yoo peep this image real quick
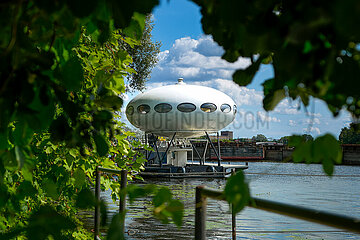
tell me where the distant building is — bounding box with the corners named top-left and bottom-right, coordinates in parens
top-left (208, 131), bottom-right (234, 140)
top-left (219, 131), bottom-right (233, 140)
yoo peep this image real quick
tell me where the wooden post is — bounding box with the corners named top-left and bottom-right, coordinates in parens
top-left (145, 133), bottom-right (148, 166)
top-left (195, 186), bottom-right (206, 240)
top-left (119, 170), bottom-right (127, 235)
top-left (119, 170), bottom-right (127, 212)
top-left (231, 168), bottom-right (236, 239)
top-left (232, 206), bottom-right (236, 240)
top-left (94, 166), bottom-right (101, 240)
top-left (217, 132), bottom-right (221, 167)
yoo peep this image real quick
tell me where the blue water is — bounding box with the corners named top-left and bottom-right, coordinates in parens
top-left (102, 162), bottom-right (360, 239)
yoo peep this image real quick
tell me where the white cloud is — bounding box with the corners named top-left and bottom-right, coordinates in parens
top-left (274, 98), bottom-right (300, 115)
top-left (194, 35), bottom-right (224, 56)
top-left (307, 112), bottom-right (322, 117)
top-left (257, 111), bottom-right (281, 123)
top-left (303, 127), bottom-right (321, 135)
top-left (289, 120), bottom-right (296, 126)
top-left (151, 36), bottom-right (251, 83)
top-left (171, 67), bottom-right (201, 77)
top-left (302, 118), bottom-right (321, 125)
top-left (212, 79), bottom-right (263, 107)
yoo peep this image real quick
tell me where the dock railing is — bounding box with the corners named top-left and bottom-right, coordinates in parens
top-left (195, 185), bottom-right (360, 240)
top-left (94, 166), bottom-right (360, 240)
top-left (94, 166), bottom-right (127, 240)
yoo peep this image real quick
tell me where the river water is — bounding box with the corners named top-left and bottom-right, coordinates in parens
top-left (101, 162), bottom-right (360, 239)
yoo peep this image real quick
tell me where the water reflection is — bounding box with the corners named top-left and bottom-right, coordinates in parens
top-left (100, 162), bottom-right (360, 239)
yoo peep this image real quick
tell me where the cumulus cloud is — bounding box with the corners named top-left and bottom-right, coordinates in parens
top-left (189, 78), bottom-right (263, 107)
top-left (302, 118), bottom-right (321, 125)
top-left (307, 112), bottom-right (322, 117)
top-left (289, 120), bottom-right (296, 126)
top-left (257, 111), bottom-right (281, 123)
top-left (274, 98), bottom-right (300, 115)
top-left (303, 127), bottom-right (321, 135)
top-left (194, 36), bottom-right (224, 56)
top-left (151, 36), bottom-right (251, 83)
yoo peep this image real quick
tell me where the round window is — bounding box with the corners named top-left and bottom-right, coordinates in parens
top-left (154, 103), bottom-right (172, 113)
top-left (233, 105), bottom-right (237, 114)
top-left (137, 104), bottom-right (150, 114)
top-left (177, 103), bottom-right (196, 112)
top-left (200, 103), bottom-right (217, 113)
top-left (126, 105), bottom-right (134, 115)
top-left (220, 104), bottom-right (231, 113)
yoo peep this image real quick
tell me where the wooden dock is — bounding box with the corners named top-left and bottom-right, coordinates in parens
top-left (140, 163), bottom-right (248, 179)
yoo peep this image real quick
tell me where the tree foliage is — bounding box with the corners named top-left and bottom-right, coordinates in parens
top-left (120, 14), bottom-right (162, 92)
top-left (190, 0), bottom-right (354, 173)
top-left (339, 123), bottom-right (360, 144)
top-left (0, 0), bottom-right (160, 238)
top-left (1, 0), bottom-right (358, 238)
top-left (252, 134), bottom-right (268, 142)
top-left (193, 0), bottom-right (360, 118)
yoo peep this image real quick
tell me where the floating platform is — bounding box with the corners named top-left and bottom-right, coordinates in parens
top-left (139, 163), bottom-right (248, 179)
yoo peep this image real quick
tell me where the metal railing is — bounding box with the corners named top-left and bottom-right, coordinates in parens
top-left (94, 166), bottom-right (360, 240)
top-left (195, 185), bottom-right (360, 240)
top-left (94, 166), bottom-right (127, 240)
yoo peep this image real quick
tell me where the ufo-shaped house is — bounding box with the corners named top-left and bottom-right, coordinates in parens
top-left (125, 78), bottom-right (246, 177)
top-left (126, 78), bottom-right (237, 138)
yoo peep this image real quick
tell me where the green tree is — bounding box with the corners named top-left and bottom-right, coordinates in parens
top-left (0, 1), bottom-right (160, 239)
top-left (193, 0), bottom-right (360, 118)
top-left (339, 123), bottom-right (360, 144)
top-left (302, 134), bottom-right (314, 142)
top-left (278, 136), bottom-right (290, 144)
top-left (120, 14), bottom-right (162, 91)
top-left (191, 0), bottom-right (349, 173)
top-left (252, 134), bottom-right (268, 142)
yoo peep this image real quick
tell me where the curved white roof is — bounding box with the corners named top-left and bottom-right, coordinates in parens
top-left (126, 79), bottom-right (236, 138)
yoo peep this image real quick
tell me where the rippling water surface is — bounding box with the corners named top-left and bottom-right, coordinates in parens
top-left (100, 162), bottom-right (360, 239)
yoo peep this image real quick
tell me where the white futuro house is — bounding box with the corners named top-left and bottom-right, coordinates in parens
top-left (126, 78), bottom-right (237, 138)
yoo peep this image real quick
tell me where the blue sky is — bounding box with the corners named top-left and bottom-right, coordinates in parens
top-left (123, 0), bottom-right (352, 140)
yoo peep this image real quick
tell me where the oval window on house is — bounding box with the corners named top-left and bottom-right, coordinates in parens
top-left (126, 105), bottom-right (134, 115)
top-left (220, 104), bottom-right (231, 113)
top-left (233, 105), bottom-right (237, 114)
top-left (200, 103), bottom-right (217, 113)
top-left (154, 103), bottom-right (172, 113)
top-left (137, 104), bottom-right (150, 114)
top-left (177, 103), bottom-right (196, 112)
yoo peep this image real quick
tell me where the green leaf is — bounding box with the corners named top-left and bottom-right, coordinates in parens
top-left (168, 199), bottom-right (184, 227)
top-left (288, 135), bottom-right (304, 147)
top-left (303, 41), bottom-right (313, 53)
top-left (0, 132), bottom-right (10, 149)
top-left (42, 179), bottom-right (59, 199)
top-left (15, 146), bottom-right (26, 169)
top-left (107, 213), bottom-right (125, 240)
top-left (76, 187), bottom-right (96, 209)
top-left (263, 89), bottom-right (286, 111)
top-left (290, 133), bottom-right (341, 176)
top-left (69, 149), bottom-right (77, 158)
top-left (93, 133), bottom-right (109, 157)
top-left (2, 150), bottom-right (17, 171)
top-left (12, 121), bottom-right (34, 146)
top-left (26, 205), bottom-right (76, 240)
top-left (313, 134), bottom-right (342, 175)
top-left (66, 0), bottom-right (98, 18)
top-left (73, 168), bottom-right (86, 188)
top-left (233, 56), bottom-right (263, 86)
top-left (61, 56), bottom-right (84, 91)
top-left (126, 184), bottom-right (155, 203)
top-left (153, 187), bottom-right (172, 207)
top-left (22, 162), bottom-right (33, 182)
top-left (224, 171), bottom-right (250, 214)
top-left (100, 199), bottom-right (108, 226)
